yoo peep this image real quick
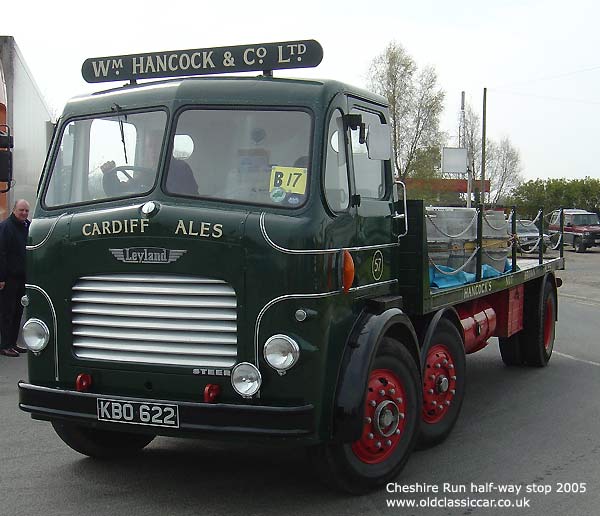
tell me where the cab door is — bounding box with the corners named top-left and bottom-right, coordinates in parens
top-left (346, 100), bottom-right (396, 288)
top-left (321, 98), bottom-right (358, 251)
top-left (563, 213), bottom-right (574, 246)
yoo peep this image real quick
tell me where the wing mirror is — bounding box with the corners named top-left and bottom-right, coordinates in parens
top-left (0, 126), bottom-right (14, 186)
top-left (366, 123), bottom-right (392, 160)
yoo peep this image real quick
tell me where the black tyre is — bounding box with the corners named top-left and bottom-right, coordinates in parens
top-left (521, 279), bottom-right (557, 367)
top-left (308, 338), bottom-right (420, 494)
top-left (499, 333), bottom-right (525, 366)
top-left (418, 319), bottom-right (466, 447)
top-left (574, 237), bottom-right (586, 253)
top-left (52, 421), bottom-right (155, 458)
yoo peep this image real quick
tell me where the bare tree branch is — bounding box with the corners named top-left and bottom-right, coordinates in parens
top-left (368, 42), bottom-right (444, 179)
top-left (463, 103), bottom-right (521, 204)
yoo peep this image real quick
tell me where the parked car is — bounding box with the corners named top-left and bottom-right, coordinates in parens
top-left (548, 209), bottom-right (600, 253)
top-left (515, 219), bottom-right (550, 252)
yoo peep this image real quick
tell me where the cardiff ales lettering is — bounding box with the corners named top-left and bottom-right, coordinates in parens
top-left (82, 218), bottom-right (149, 236)
top-left (81, 218), bottom-right (224, 239)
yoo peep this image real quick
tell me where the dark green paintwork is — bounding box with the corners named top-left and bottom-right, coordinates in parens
top-left (25, 75), bottom-right (563, 444)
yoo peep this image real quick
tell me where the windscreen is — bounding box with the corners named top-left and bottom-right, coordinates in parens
top-left (44, 110), bottom-right (167, 207)
top-left (572, 213), bottom-right (600, 225)
top-left (168, 109), bottom-right (311, 207)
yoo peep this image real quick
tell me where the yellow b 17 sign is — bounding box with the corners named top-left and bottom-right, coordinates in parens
top-left (269, 166), bottom-right (307, 194)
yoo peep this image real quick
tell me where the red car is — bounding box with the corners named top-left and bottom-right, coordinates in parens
top-left (549, 209), bottom-right (600, 253)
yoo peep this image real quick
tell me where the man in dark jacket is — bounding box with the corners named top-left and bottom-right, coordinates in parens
top-left (0, 199), bottom-right (30, 357)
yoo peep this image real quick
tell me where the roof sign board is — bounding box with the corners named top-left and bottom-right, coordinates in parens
top-left (442, 147), bottom-right (468, 174)
top-left (81, 40), bottom-right (323, 83)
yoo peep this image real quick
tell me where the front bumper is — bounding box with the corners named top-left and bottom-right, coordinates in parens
top-left (19, 381), bottom-right (315, 438)
top-left (582, 235), bottom-right (600, 246)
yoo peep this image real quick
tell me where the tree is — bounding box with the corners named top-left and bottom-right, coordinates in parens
top-left (508, 177), bottom-right (600, 218)
top-left (487, 137), bottom-right (522, 204)
top-left (462, 104), bottom-right (482, 183)
top-left (462, 102), bottom-right (521, 205)
top-left (368, 42), bottom-right (445, 180)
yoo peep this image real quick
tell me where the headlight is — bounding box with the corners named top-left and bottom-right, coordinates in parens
top-left (263, 334), bottom-right (300, 372)
top-left (584, 232), bottom-right (591, 236)
top-left (231, 362), bottom-right (262, 398)
top-left (22, 318), bottom-right (50, 353)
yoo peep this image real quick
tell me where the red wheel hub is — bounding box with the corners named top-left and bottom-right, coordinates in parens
top-left (351, 369), bottom-right (407, 464)
top-left (422, 345), bottom-right (457, 424)
top-left (543, 298), bottom-right (554, 350)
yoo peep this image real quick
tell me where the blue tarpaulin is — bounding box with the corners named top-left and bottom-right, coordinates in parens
top-left (429, 260), bottom-right (516, 289)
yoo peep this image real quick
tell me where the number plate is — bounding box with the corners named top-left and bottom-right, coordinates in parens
top-left (97, 398), bottom-right (179, 428)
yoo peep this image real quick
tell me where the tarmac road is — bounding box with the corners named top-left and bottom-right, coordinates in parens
top-left (1, 249), bottom-right (599, 516)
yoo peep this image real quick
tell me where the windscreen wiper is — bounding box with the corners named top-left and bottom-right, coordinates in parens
top-left (112, 103), bottom-right (129, 164)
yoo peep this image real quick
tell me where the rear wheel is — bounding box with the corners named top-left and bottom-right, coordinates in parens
top-left (418, 319), bottom-right (466, 447)
top-left (52, 421), bottom-right (155, 458)
top-left (522, 279), bottom-right (556, 366)
top-left (499, 333), bottom-right (525, 366)
top-left (308, 339), bottom-right (420, 494)
top-left (498, 279), bottom-right (556, 367)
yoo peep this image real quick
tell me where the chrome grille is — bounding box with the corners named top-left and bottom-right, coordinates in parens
top-left (72, 274), bottom-right (237, 367)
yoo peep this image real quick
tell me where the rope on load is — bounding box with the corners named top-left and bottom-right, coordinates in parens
top-left (425, 211), bottom-right (478, 239)
top-left (482, 211), bottom-right (509, 232)
top-left (428, 246), bottom-right (480, 276)
top-left (519, 210), bottom-right (542, 226)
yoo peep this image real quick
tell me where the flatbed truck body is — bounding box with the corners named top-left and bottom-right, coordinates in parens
top-left (11, 40), bottom-right (563, 493)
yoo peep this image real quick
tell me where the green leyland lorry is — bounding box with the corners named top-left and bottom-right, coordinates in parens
top-left (10, 40), bottom-right (564, 493)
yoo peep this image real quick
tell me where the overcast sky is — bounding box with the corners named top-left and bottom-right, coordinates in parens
top-left (2, 0), bottom-right (599, 180)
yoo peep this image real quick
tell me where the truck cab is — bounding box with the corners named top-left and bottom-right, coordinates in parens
top-left (28, 70), bottom-right (398, 395)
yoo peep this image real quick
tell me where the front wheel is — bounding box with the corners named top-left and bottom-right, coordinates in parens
top-left (52, 421), bottom-right (155, 458)
top-left (308, 339), bottom-right (420, 494)
top-left (574, 237), bottom-right (586, 253)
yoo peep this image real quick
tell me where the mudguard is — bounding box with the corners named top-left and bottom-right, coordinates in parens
top-left (543, 272), bottom-right (559, 321)
top-left (524, 272), bottom-right (558, 322)
top-left (332, 307), bottom-right (419, 442)
top-left (419, 307), bottom-right (462, 369)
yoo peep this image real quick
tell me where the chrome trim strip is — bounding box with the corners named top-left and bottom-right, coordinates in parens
top-left (259, 212), bottom-right (400, 255)
top-left (352, 279), bottom-right (398, 292)
top-left (394, 180), bottom-right (409, 238)
top-left (25, 284), bottom-right (59, 381)
top-left (253, 279), bottom-right (398, 366)
top-left (26, 213), bottom-right (68, 251)
top-left (254, 289), bottom-right (341, 366)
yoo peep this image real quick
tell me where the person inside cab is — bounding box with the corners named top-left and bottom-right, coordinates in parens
top-left (101, 131), bottom-right (198, 197)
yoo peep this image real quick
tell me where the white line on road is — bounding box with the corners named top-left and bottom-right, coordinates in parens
top-left (554, 351), bottom-right (600, 368)
top-left (559, 292), bottom-right (600, 307)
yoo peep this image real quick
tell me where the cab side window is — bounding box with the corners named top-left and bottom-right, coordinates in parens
top-left (350, 109), bottom-right (386, 200)
top-left (324, 110), bottom-right (349, 212)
